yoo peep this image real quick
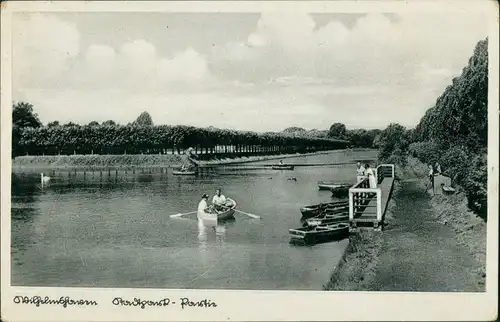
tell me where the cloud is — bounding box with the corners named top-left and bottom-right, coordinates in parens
top-left (12, 13), bottom-right (80, 88)
top-left (13, 14), bottom-right (212, 92)
top-left (209, 12), bottom-right (487, 87)
top-left (67, 40), bottom-right (211, 91)
top-left (11, 12), bottom-right (489, 131)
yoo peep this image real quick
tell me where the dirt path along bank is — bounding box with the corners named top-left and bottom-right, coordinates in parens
top-left (370, 179), bottom-right (484, 292)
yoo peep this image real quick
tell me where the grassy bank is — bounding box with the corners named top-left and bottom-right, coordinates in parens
top-left (12, 154), bottom-right (185, 168)
top-left (325, 156), bottom-right (486, 291)
top-left (12, 148), bottom-right (374, 169)
top-left (323, 183), bottom-right (398, 291)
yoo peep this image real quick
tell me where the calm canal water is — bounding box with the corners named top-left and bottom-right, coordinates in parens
top-left (11, 150), bottom-right (377, 290)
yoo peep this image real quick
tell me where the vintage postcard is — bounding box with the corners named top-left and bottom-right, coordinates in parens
top-left (1, 1), bottom-right (498, 321)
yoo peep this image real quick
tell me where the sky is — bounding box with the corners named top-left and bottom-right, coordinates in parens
top-left (12, 11), bottom-right (489, 132)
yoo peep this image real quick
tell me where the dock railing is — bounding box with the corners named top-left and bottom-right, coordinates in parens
top-left (348, 164), bottom-right (395, 231)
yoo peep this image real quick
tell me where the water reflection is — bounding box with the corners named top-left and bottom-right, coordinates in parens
top-left (197, 219), bottom-right (209, 246)
top-left (215, 224), bottom-right (227, 245)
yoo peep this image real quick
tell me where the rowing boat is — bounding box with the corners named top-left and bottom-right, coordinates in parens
top-left (317, 181), bottom-right (351, 191)
top-left (289, 222), bottom-right (349, 245)
top-left (299, 201), bottom-right (349, 218)
top-left (271, 165), bottom-right (295, 170)
top-left (197, 198), bottom-right (237, 225)
top-left (217, 198), bottom-right (237, 221)
top-left (331, 185), bottom-right (350, 197)
top-left (305, 212), bottom-right (349, 227)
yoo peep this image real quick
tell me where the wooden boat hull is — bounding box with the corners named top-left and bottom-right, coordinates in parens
top-left (305, 213), bottom-right (349, 227)
top-left (272, 165), bottom-right (295, 170)
top-left (331, 186), bottom-right (349, 197)
top-left (217, 198), bottom-right (237, 221)
top-left (173, 170), bottom-right (198, 175)
top-left (317, 181), bottom-right (351, 191)
top-left (289, 223), bottom-right (349, 245)
top-left (197, 211), bottom-right (217, 226)
top-left (300, 201), bottom-right (349, 218)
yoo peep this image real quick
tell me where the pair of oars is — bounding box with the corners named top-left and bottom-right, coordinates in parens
top-left (170, 209), bottom-right (261, 219)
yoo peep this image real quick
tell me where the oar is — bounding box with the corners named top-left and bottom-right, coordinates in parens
top-left (234, 209), bottom-right (261, 219)
top-left (170, 210), bottom-right (197, 218)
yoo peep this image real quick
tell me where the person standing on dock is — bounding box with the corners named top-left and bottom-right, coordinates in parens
top-left (365, 163), bottom-right (377, 188)
top-left (356, 162), bottom-right (366, 183)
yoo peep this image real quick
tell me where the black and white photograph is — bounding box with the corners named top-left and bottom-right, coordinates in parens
top-left (1, 1), bottom-right (498, 321)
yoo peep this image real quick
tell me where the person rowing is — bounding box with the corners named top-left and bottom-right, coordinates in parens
top-left (212, 188), bottom-right (228, 212)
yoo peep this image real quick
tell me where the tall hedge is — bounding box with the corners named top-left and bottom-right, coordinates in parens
top-left (13, 124), bottom-right (348, 157)
top-left (409, 38), bottom-right (488, 217)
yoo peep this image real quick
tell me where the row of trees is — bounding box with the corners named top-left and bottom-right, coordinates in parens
top-left (283, 124), bottom-right (381, 148)
top-left (12, 104), bottom-right (349, 157)
top-left (376, 38), bottom-right (488, 217)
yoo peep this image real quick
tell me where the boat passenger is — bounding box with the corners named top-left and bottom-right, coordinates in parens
top-left (279, 160), bottom-right (284, 165)
top-left (356, 162), bottom-right (366, 183)
top-left (198, 194), bottom-right (210, 213)
top-left (212, 188), bottom-right (227, 212)
top-left (365, 163), bottom-right (377, 189)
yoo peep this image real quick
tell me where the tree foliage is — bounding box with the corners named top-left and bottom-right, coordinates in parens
top-left (13, 102), bottom-right (42, 128)
top-left (283, 126), bottom-right (306, 134)
top-left (375, 123), bottom-right (410, 165)
top-left (328, 123), bottom-right (347, 139)
top-left (346, 129), bottom-right (380, 148)
top-left (13, 123), bottom-right (349, 156)
top-left (383, 38), bottom-right (488, 217)
top-left (134, 112), bottom-right (153, 126)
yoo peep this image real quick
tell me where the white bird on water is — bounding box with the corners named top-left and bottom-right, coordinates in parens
top-left (40, 173), bottom-right (51, 184)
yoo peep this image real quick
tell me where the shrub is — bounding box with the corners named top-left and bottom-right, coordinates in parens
top-left (408, 141), bottom-right (441, 164)
top-left (462, 154), bottom-right (487, 218)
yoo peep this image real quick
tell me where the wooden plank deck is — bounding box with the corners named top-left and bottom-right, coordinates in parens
top-left (351, 177), bottom-right (395, 230)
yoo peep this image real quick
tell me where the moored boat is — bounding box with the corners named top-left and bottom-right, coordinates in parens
top-left (289, 222), bottom-right (349, 245)
top-left (300, 200), bottom-right (349, 218)
top-left (173, 170), bottom-right (198, 175)
top-left (331, 185), bottom-right (350, 197)
top-left (317, 181), bottom-right (351, 191)
top-left (305, 212), bottom-right (349, 227)
top-left (271, 165), bottom-right (295, 170)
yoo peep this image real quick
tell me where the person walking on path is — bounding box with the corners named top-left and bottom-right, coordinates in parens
top-left (426, 164), bottom-right (435, 194)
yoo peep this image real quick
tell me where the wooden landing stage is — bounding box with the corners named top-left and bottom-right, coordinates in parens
top-left (348, 164), bottom-right (395, 232)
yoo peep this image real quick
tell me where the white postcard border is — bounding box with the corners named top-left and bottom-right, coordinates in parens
top-left (1, 1), bottom-right (498, 321)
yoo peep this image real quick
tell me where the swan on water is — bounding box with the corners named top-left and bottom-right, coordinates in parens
top-left (40, 173), bottom-right (51, 184)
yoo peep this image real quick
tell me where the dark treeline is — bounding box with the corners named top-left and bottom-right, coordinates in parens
top-left (376, 38), bottom-right (488, 217)
top-left (283, 124), bottom-right (381, 148)
top-left (12, 106), bottom-right (350, 158)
